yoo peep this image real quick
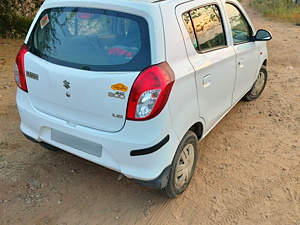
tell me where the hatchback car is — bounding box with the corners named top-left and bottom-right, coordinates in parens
top-left (15, 0), bottom-right (271, 197)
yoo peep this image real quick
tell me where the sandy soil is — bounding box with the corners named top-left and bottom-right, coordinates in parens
top-left (1, 1), bottom-right (300, 224)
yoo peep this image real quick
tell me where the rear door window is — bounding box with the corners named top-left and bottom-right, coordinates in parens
top-left (28, 7), bottom-right (151, 71)
top-left (182, 5), bottom-right (226, 52)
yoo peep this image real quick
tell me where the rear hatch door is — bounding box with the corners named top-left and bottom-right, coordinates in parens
top-left (25, 6), bottom-right (151, 132)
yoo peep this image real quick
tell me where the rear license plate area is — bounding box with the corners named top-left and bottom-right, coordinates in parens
top-left (51, 129), bottom-right (102, 157)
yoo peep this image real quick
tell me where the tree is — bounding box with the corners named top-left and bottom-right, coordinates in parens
top-left (0, 0), bottom-right (42, 38)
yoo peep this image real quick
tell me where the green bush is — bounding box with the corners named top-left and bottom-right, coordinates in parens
top-left (250, 0), bottom-right (300, 23)
top-left (0, 15), bottom-right (33, 38)
top-left (0, 0), bottom-right (42, 38)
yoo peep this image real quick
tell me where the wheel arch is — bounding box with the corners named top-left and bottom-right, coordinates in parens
top-left (262, 59), bottom-right (267, 67)
top-left (188, 122), bottom-right (203, 141)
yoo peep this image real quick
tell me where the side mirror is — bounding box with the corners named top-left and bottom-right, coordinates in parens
top-left (252, 29), bottom-right (272, 41)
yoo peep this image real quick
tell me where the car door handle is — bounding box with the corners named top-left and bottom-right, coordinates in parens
top-left (238, 58), bottom-right (245, 68)
top-left (203, 74), bottom-right (211, 87)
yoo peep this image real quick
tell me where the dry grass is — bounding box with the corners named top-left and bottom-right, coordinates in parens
top-left (250, 0), bottom-right (300, 23)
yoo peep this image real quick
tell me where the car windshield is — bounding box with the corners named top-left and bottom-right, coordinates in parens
top-left (28, 7), bottom-right (151, 71)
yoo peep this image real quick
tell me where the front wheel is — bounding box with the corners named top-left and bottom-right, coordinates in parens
top-left (243, 65), bottom-right (268, 101)
top-left (161, 131), bottom-right (198, 198)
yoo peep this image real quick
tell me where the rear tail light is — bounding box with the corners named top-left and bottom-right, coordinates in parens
top-left (127, 62), bottom-right (175, 120)
top-left (14, 44), bottom-right (28, 92)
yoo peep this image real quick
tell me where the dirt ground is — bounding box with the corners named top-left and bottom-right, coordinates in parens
top-left (1, 1), bottom-right (300, 224)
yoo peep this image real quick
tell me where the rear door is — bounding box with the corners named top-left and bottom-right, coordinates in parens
top-left (25, 7), bottom-right (151, 132)
top-left (177, 3), bottom-right (236, 129)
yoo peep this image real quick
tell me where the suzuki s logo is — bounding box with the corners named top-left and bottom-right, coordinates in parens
top-left (63, 80), bottom-right (70, 89)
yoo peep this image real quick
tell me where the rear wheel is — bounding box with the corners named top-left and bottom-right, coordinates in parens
top-left (161, 131), bottom-right (198, 198)
top-left (243, 65), bottom-right (268, 101)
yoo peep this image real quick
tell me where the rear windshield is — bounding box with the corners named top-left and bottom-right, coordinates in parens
top-left (28, 7), bottom-right (151, 71)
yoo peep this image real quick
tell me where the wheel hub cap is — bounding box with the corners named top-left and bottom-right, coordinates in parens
top-left (175, 143), bottom-right (195, 188)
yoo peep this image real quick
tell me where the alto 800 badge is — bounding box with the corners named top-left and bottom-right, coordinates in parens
top-left (108, 91), bottom-right (125, 99)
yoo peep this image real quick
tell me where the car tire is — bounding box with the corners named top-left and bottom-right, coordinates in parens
top-left (243, 65), bottom-right (268, 101)
top-left (161, 131), bottom-right (198, 198)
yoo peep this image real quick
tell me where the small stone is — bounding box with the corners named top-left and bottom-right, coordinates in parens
top-left (25, 198), bottom-right (32, 204)
top-left (117, 174), bottom-right (123, 181)
top-left (115, 217), bottom-right (119, 220)
top-left (143, 208), bottom-right (151, 216)
top-left (35, 193), bottom-right (41, 198)
top-left (219, 163), bottom-right (228, 169)
top-left (113, 208), bottom-right (120, 213)
top-left (41, 183), bottom-right (49, 188)
top-left (28, 176), bottom-right (41, 191)
top-left (266, 193), bottom-right (273, 198)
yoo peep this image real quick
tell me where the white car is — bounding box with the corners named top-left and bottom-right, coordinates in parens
top-left (15, 0), bottom-right (271, 197)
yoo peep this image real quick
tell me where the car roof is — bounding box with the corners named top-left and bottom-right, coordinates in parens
top-left (40, 0), bottom-right (217, 13)
top-left (43, 0), bottom-right (184, 4)
top-left (121, 0), bottom-right (187, 3)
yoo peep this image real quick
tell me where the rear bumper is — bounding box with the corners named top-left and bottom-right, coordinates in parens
top-left (16, 89), bottom-right (179, 183)
top-left (23, 131), bottom-right (171, 189)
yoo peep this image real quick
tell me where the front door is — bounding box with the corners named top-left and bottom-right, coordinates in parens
top-left (225, 3), bottom-right (260, 103)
